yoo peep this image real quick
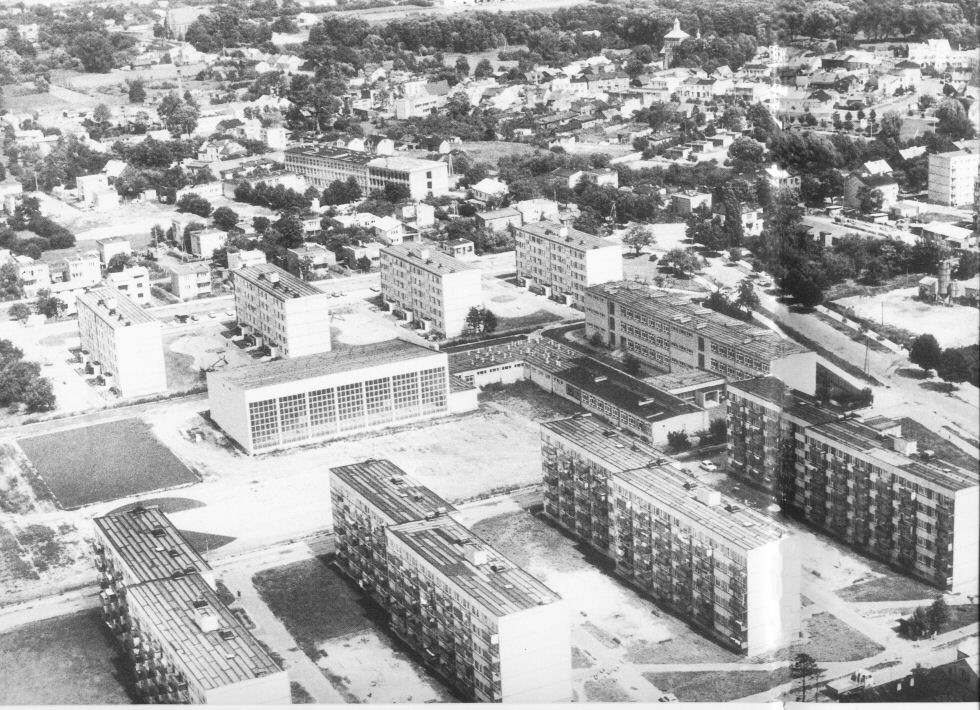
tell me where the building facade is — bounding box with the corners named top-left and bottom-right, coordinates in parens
top-left (514, 221), bottom-right (623, 307)
top-left (330, 459), bottom-right (572, 703)
top-left (727, 377), bottom-right (979, 594)
top-left (584, 280), bottom-right (817, 394)
top-left (207, 339), bottom-right (475, 454)
top-left (105, 266), bottom-right (152, 306)
top-left (77, 286), bottom-right (167, 397)
top-left (93, 507), bottom-right (289, 705)
top-left (170, 263), bottom-right (213, 301)
top-left (540, 416), bottom-right (800, 655)
top-left (380, 243), bottom-right (483, 338)
top-left (284, 146), bottom-right (449, 198)
top-left (96, 237), bottom-right (132, 266)
top-left (928, 151), bottom-right (978, 207)
top-left (232, 264), bottom-right (332, 358)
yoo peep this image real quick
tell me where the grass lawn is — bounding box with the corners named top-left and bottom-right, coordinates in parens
top-left (786, 612), bottom-right (884, 662)
top-left (290, 681), bottom-right (315, 704)
top-left (176, 529), bottom-right (237, 554)
top-left (468, 509), bottom-right (595, 574)
top-left (0, 608), bottom-right (134, 705)
top-left (494, 309), bottom-right (563, 332)
top-left (625, 631), bottom-right (742, 665)
top-left (899, 418), bottom-right (979, 472)
top-left (836, 574), bottom-right (940, 603)
top-left (643, 668), bottom-right (792, 702)
top-left (252, 555), bottom-right (377, 659)
top-left (164, 349), bottom-right (206, 391)
top-left (106, 496), bottom-right (205, 516)
top-left (584, 678), bottom-right (632, 702)
top-left (17, 418), bottom-right (200, 509)
top-left (945, 604), bottom-right (979, 632)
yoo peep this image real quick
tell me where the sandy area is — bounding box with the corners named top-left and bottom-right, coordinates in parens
top-left (835, 287), bottom-right (980, 349)
top-left (316, 631), bottom-right (454, 703)
top-left (482, 275), bottom-right (580, 320)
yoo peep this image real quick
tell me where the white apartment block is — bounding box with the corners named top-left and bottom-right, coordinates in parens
top-left (284, 146), bottom-right (450, 198)
top-left (928, 151), bottom-right (979, 207)
top-left (105, 266), bottom-right (152, 306)
top-left (206, 339), bottom-right (474, 454)
top-left (514, 221), bottom-right (623, 306)
top-left (170, 262), bottom-right (213, 301)
top-left (57, 252), bottom-right (102, 286)
top-left (380, 243), bottom-right (482, 338)
top-left (227, 249), bottom-right (267, 271)
top-left (330, 459), bottom-right (572, 703)
top-left (96, 236), bottom-right (132, 266)
top-left (584, 280), bottom-right (817, 394)
top-left (14, 255), bottom-right (51, 297)
top-left (232, 264), bottom-right (331, 358)
top-left (189, 228), bottom-right (228, 259)
top-left (77, 286), bottom-right (167, 397)
top-left (541, 416), bottom-right (800, 656)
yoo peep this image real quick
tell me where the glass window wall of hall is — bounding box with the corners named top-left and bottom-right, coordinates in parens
top-left (245, 368), bottom-right (448, 451)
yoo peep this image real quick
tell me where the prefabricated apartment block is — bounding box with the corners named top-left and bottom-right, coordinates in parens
top-left (584, 280), bottom-right (817, 394)
top-left (232, 264), bottom-right (332, 358)
top-left (92, 507), bottom-right (289, 704)
top-left (330, 460), bottom-right (572, 703)
top-left (514, 221), bottom-right (623, 306)
top-left (380, 243), bottom-right (483, 338)
top-left (540, 415), bottom-right (801, 655)
top-left (207, 339), bottom-right (477, 454)
top-left (76, 286), bottom-right (167, 397)
top-left (728, 376), bottom-right (979, 594)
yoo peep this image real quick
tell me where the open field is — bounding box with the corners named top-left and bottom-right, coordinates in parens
top-left (17, 418), bottom-right (199, 509)
top-left (834, 287), bottom-right (979, 349)
top-left (644, 669), bottom-right (793, 702)
top-left (785, 612), bottom-right (884, 663)
top-left (0, 608), bottom-right (133, 705)
top-left (837, 574), bottom-right (943, 603)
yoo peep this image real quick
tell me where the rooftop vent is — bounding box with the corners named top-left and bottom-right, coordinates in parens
top-left (695, 489), bottom-right (721, 507)
top-left (218, 629), bottom-right (236, 641)
top-left (150, 527), bottom-right (166, 538)
top-left (464, 546), bottom-right (490, 566)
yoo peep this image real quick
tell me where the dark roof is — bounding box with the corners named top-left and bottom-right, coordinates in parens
top-left (727, 376), bottom-right (838, 427)
top-left (330, 459), bottom-right (456, 525)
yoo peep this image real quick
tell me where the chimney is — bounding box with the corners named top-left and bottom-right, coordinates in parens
top-left (558, 226), bottom-right (569, 237)
top-left (267, 271), bottom-right (280, 284)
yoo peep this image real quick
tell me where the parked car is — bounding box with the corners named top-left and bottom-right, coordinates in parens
top-left (700, 460), bottom-right (718, 472)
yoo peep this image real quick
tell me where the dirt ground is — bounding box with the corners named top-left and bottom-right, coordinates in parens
top-left (834, 287), bottom-right (979, 349)
top-left (482, 274), bottom-right (580, 322)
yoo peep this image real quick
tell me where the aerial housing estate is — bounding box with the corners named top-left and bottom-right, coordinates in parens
top-left (727, 377), bottom-right (979, 595)
top-left (232, 263), bottom-right (332, 358)
top-left (76, 286), bottom-right (167, 398)
top-left (540, 415), bottom-right (800, 656)
top-left (92, 506), bottom-right (289, 704)
top-left (584, 280), bottom-right (817, 394)
top-left (330, 459), bottom-right (571, 703)
top-left (379, 243), bottom-right (483, 338)
top-left (514, 221), bottom-right (623, 307)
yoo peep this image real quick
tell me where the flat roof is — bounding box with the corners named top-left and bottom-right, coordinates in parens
top-left (612, 465), bottom-right (788, 551)
top-left (170, 262), bottom-right (211, 275)
top-left (389, 516), bottom-right (561, 618)
top-left (727, 376), bottom-right (840, 427)
top-left (381, 243), bottom-right (478, 275)
top-left (77, 285), bottom-right (156, 327)
top-left (368, 155), bottom-right (445, 172)
top-left (97, 236), bottom-right (130, 244)
top-left (644, 369), bottom-right (725, 393)
top-left (330, 459), bottom-right (456, 525)
top-left (556, 360), bottom-right (700, 421)
top-left (126, 575), bottom-right (282, 691)
top-left (210, 338), bottom-right (443, 390)
top-left (234, 263), bottom-right (323, 299)
top-left (516, 220), bottom-right (612, 251)
top-left (807, 418), bottom-right (978, 491)
top-left (285, 145), bottom-right (376, 165)
top-left (587, 281), bottom-right (810, 362)
top-left (541, 415), bottom-right (671, 473)
top-left (94, 506), bottom-right (211, 583)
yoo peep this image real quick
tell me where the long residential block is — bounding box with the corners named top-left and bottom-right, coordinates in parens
top-left (76, 286), bottom-right (167, 397)
top-left (92, 507), bottom-right (289, 704)
top-left (330, 460), bottom-right (572, 703)
top-left (284, 145), bottom-right (449, 198)
top-left (727, 376), bottom-right (979, 594)
top-left (584, 280), bottom-right (816, 394)
top-left (380, 243), bottom-right (483, 338)
top-left (514, 221), bottom-right (623, 306)
top-left (232, 263), bottom-right (332, 358)
top-left (207, 339), bottom-right (476, 454)
top-left (540, 415), bottom-right (800, 655)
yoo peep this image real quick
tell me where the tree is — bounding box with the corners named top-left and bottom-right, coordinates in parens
top-left (955, 252), bottom-right (980, 280)
top-left (736, 278), bottom-right (759, 309)
top-left (175, 192), bottom-right (212, 217)
top-left (9, 302), bottom-right (30, 322)
top-left (383, 182), bottom-right (411, 203)
top-left (106, 253), bottom-right (135, 273)
top-left (212, 206), bottom-right (240, 231)
top-left (667, 430), bottom-right (691, 452)
top-left (92, 103), bottom-right (112, 126)
top-left (272, 213), bottom-right (304, 249)
top-left (937, 347), bottom-right (971, 387)
top-left (473, 58), bottom-right (494, 79)
top-left (926, 597), bottom-right (949, 636)
top-left (34, 290), bottom-right (65, 319)
top-left (935, 98), bottom-right (975, 140)
top-left (253, 216), bottom-right (270, 235)
top-left (464, 306), bottom-right (498, 335)
top-left (728, 137), bottom-right (765, 172)
top-left (664, 248), bottom-right (702, 277)
top-left (455, 55), bottom-right (470, 77)
top-left (356, 255), bottom-right (373, 272)
top-left (857, 186), bottom-right (884, 214)
top-left (791, 653), bottom-right (820, 702)
top-left (72, 31), bottom-right (115, 72)
top-left (909, 334), bottom-right (942, 374)
top-left (157, 91), bottom-right (199, 137)
top-left (622, 353), bottom-right (641, 376)
top-left (127, 78), bottom-right (146, 104)
top-left (623, 225), bottom-right (653, 256)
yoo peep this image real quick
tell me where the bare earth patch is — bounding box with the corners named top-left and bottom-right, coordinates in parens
top-left (643, 669), bottom-right (792, 702)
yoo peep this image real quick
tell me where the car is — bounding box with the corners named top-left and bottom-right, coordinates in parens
top-left (700, 460), bottom-right (718, 472)
top-left (190, 314), bottom-right (199, 321)
top-left (658, 694), bottom-right (679, 703)
top-left (224, 310), bottom-right (234, 317)
top-left (208, 312), bottom-right (217, 318)
top-left (331, 292), bottom-right (341, 297)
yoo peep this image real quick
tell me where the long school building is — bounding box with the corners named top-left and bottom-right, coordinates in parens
top-left (540, 415), bottom-right (800, 655)
top-left (284, 145), bottom-right (450, 198)
top-left (584, 280), bottom-right (817, 394)
top-left (92, 507), bottom-right (289, 704)
top-left (727, 377), bottom-right (979, 594)
top-left (207, 339), bottom-right (476, 454)
top-left (330, 460), bottom-right (572, 703)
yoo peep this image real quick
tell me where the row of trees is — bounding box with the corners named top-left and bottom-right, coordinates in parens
top-left (908, 335), bottom-right (980, 388)
top-left (0, 340), bottom-right (56, 413)
top-left (897, 597), bottom-right (950, 640)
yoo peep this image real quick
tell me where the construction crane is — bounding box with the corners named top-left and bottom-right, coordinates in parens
top-left (202, 352), bottom-right (229, 374)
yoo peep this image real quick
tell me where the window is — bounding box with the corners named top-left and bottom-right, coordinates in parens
top-left (419, 367), bottom-right (447, 414)
top-left (248, 399), bottom-right (279, 450)
top-left (365, 377), bottom-right (394, 426)
top-left (309, 387), bottom-right (337, 436)
top-left (337, 382), bottom-right (365, 431)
